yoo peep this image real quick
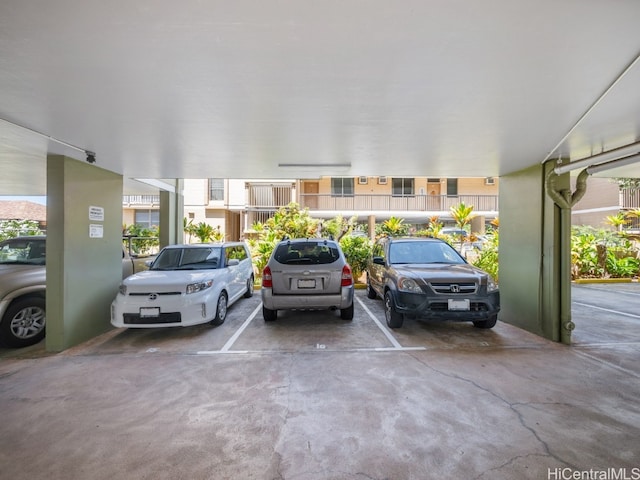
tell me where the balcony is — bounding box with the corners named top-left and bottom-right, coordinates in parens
top-left (122, 195), bottom-right (160, 207)
top-left (299, 194), bottom-right (498, 216)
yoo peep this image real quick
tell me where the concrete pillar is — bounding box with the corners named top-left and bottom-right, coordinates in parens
top-left (368, 215), bottom-right (376, 240)
top-left (499, 161), bottom-right (568, 342)
top-left (159, 179), bottom-right (184, 248)
top-left (470, 216), bottom-right (485, 235)
top-left (46, 155), bottom-right (123, 351)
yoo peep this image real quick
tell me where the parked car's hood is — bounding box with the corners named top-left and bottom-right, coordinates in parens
top-left (393, 263), bottom-right (490, 281)
top-left (122, 269), bottom-right (219, 292)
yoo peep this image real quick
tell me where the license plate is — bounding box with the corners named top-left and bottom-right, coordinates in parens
top-left (140, 307), bottom-right (160, 317)
top-left (297, 279), bottom-right (316, 289)
top-left (448, 299), bottom-right (470, 311)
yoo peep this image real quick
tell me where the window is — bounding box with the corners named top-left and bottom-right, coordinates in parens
top-left (134, 209), bottom-right (159, 228)
top-left (485, 177), bottom-right (495, 185)
top-left (392, 178), bottom-right (414, 197)
top-left (209, 178), bottom-right (224, 201)
top-left (358, 176), bottom-right (368, 185)
top-left (331, 178), bottom-right (354, 196)
top-left (378, 176), bottom-right (388, 185)
top-left (446, 178), bottom-right (458, 196)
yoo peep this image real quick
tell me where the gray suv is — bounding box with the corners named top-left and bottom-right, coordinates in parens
top-left (261, 238), bottom-right (354, 321)
top-left (366, 236), bottom-right (500, 329)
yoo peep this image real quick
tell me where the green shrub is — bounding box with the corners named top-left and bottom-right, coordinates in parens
top-left (340, 234), bottom-right (372, 282)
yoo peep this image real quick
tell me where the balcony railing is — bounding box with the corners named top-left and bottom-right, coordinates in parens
top-left (298, 194), bottom-right (498, 213)
top-left (621, 189), bottom-right (640, 210)
top-left (122, 195), bottom-right (161, 206)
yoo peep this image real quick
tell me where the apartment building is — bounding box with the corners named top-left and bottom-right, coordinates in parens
top-left (122, 176), bottom-right (499, 241)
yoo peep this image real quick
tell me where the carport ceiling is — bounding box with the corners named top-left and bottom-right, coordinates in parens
top-left (1, 1), bottom-right (640, 195)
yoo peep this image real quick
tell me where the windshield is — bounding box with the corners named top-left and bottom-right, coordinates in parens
top-left (150, 247), bottom-right (221, 270)
top-left (389, 241), bottom-right (465, 265)
top-left (0, 239), bottom-right (46, 265)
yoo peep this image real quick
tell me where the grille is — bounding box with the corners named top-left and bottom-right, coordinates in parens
top-left (123, 312), bottom-right (182, 324)
top-left (429, 282), bottom-right (477, 294)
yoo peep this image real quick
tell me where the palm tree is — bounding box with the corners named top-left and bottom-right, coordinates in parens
top-left (605, 212), bottom-right (629, 232)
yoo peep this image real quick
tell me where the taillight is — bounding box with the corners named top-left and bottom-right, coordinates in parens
top-left (262, 266), bottom-right (273, 288)
top-left (341, 264), bottom-right (353, 286)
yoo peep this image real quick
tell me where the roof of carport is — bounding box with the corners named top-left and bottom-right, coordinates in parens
top-left (0, 0), bottom-right (640, 196)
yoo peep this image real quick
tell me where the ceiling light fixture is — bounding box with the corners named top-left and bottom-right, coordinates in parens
top-left (278, 163), bottom-right (351, 168)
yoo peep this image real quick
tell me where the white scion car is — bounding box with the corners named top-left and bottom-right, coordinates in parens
top-left (111, 242), bottom-right (254, 328)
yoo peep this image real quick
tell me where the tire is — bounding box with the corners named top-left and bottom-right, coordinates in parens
top-left (384, 291), bottom-right (404, 328)
top-left (0, 296), bottom-right (46, 348)
top-left (473, 315), bottom-right (498, 329)
top-left (263, 306), bottom-right (277, 322)
top-left (243, 275), bottom-right (254, 298)
top-left (210, 291), bottom-right (228, 326)
top-left (340, 303), bottom-right (354, 320)
top-left (366, 278), bottom-right (377, 299)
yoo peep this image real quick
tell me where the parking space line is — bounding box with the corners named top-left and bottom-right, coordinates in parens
top-left (574, 302), bottom-right (640, 319)
top-left (197, 303), bottom-right (261, 355)
top-left (356, 295), bottom-right (406, 349)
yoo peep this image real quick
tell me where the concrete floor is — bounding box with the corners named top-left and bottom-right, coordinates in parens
top-left (1, 285), bottom-right (639, 480)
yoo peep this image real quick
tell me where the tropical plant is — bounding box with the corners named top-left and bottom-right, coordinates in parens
top-left (604, 212), bottom-right (629, 232)
top-left (376, 216), bottom-right (409, 237)
top-left (450, 202), bottom-right (475, 229)
top-left (191, 222), bottom-right (223, 243)
top-left (339, 234), bottom-right (372, 282)
top-left (471, 228), bottom-right (499, 281)
top-left (321, 215), bottom-right (358, 241)
top-left (0, 220), bottom-right (43, 241)
top-left (570, 225), bottom-right (639, 279)
top-left (263, 202), bottom-right (319, 240)
top-left (122, 224), bottom-right (160, 255)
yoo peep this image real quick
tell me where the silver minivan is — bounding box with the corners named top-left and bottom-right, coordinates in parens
top-left (261, 238), bottom-right (354, 321)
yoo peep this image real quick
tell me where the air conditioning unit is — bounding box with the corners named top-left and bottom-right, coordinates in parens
top-left (485, 177), bottom-right (495, 185)
top-left (378, 176), bottom-right (388, 185)
top-left (358, 176), bottom-right (368, 185)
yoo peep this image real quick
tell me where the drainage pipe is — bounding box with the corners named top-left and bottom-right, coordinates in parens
top-left (545, 168), bottom-right (589, 344)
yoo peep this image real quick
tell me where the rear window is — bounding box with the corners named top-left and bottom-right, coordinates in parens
top-left (274, 241), bottom-right (340, 265)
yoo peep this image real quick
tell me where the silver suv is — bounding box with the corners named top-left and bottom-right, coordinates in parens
top-left (261, 238), bottom-right (354, 321)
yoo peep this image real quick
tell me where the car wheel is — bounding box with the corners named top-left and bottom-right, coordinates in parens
top-left (366, 278), bottom-right (377, 299)
top-left (263, 306), bottom-right (277, 322)
top-left (473, 315), bottom-right (497, 329)
top-left (210, 291), bottom-right (228, 326)
top-left (243, 275), bottom-right (254, 298)
top-left (0, 297), bottom-right (46, 348)
top-left (340, 303), bottom-right (354, 320)
top-left (384, 291), bottom-right (404, 328)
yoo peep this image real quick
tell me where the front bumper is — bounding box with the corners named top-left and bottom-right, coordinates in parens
top-left (392, 290), bottom-right (500, 321)
top-left (261, 286), bottom-right (354, 311)
top-left (111, 291), bottom-right (216, 328)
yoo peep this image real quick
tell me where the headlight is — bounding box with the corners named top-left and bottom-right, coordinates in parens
top-left (118, 284), bottom-right (127, 295)
top-left (487, 277), bottom-right (499, 292)
top-left (186, 280), bottom-right (213, 294)
top-left (397, 277), bottom-right (422, 293)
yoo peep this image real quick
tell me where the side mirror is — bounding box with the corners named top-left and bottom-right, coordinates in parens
top-left (227, 258), bottom-right (240, 266)
top-left (373, 256), bottom-right (385, 265)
